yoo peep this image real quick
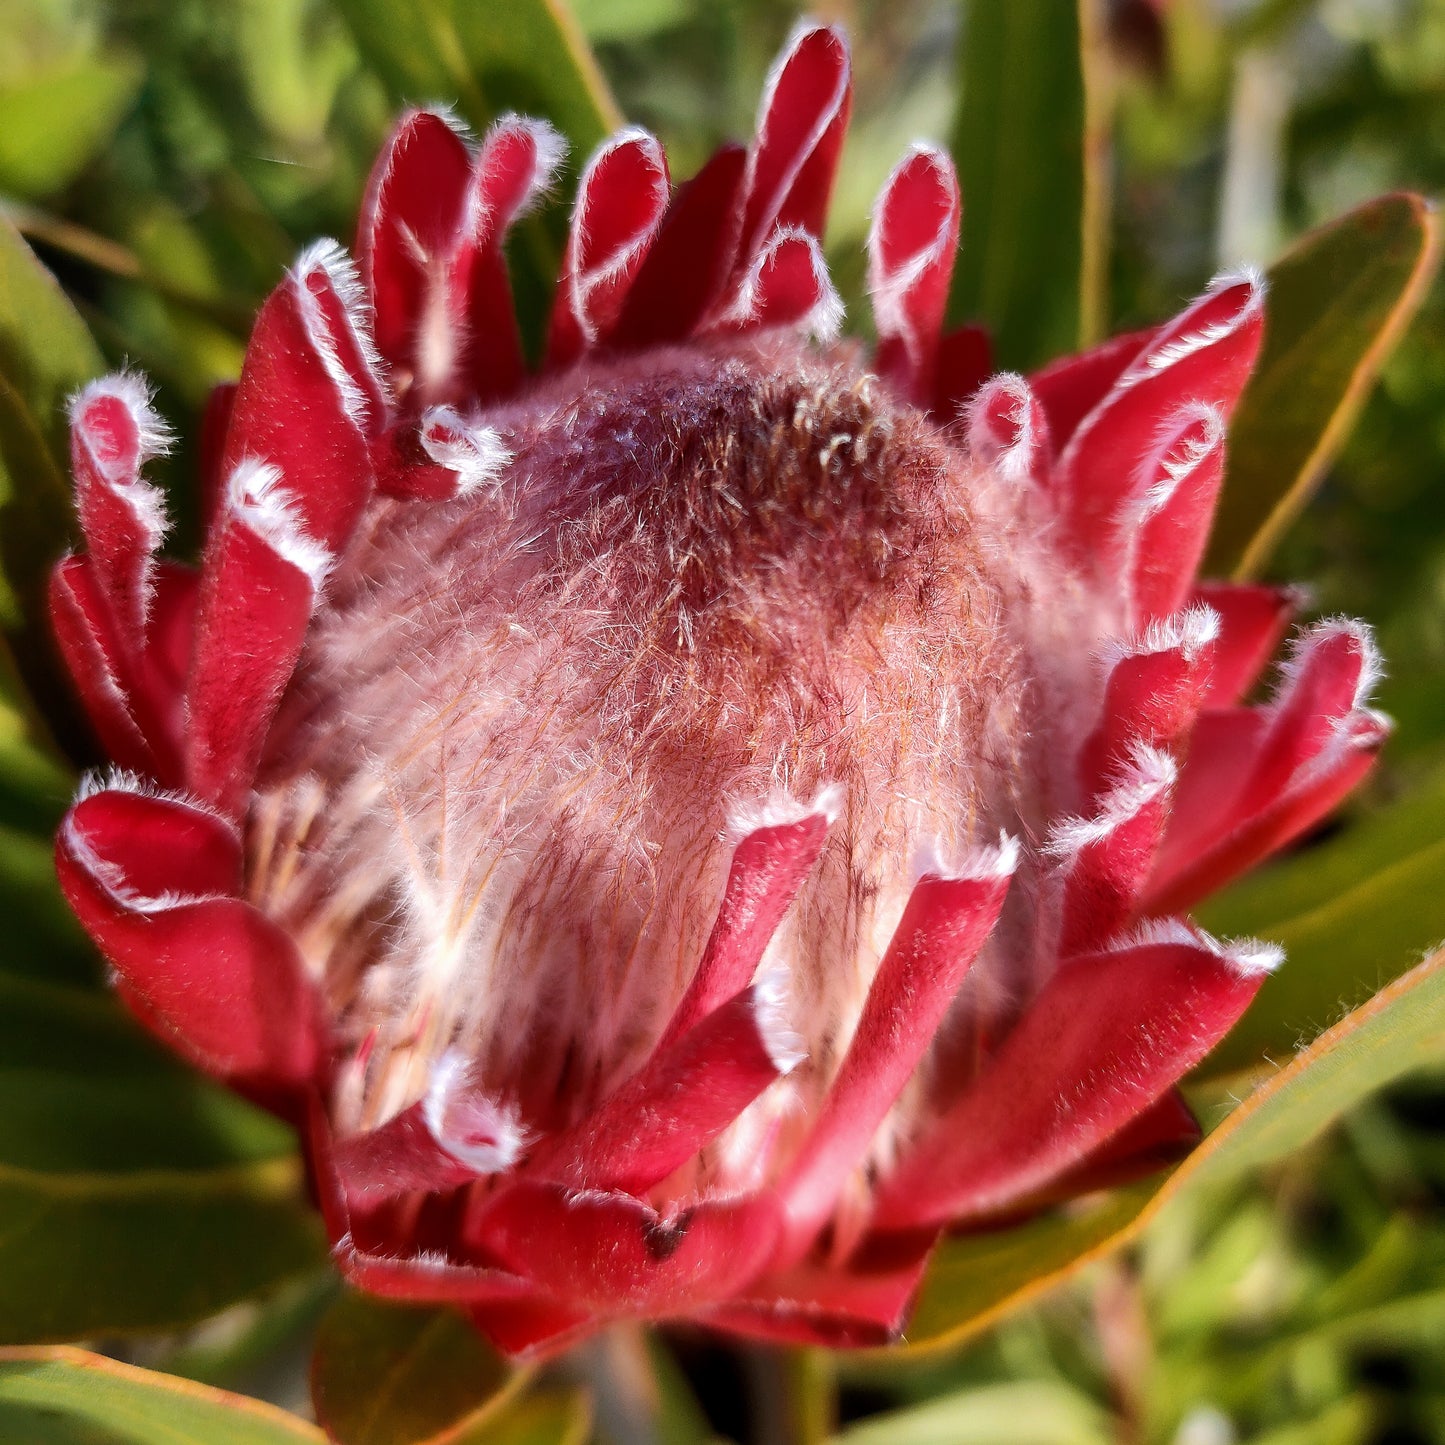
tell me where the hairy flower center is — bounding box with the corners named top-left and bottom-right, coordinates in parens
top-left (249, 336), bottom-right (1054, 1151)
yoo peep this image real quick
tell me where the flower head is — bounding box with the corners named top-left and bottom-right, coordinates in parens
top-left (50, 24), bottom-right (1386, 1355)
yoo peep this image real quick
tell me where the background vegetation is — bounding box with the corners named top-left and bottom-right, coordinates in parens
top-left (1, 0), bottom-right (1444, 1441)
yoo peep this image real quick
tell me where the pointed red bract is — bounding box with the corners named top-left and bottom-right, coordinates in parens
top-left (611, 143), bottom-right (748, 348)
top-left (1079, 606), bottom-right (1219, 793)
top-left (452, 117), bottom-right (565, 402)
top-left (777, 845), bottom-right (1016, 1264)
top-left (967, 373), bottom-right (1051, 486)
top-left (1194, 582), bottom-right (1300, 705)
top-left (660, 800), bottom-right (834, 1048)
top-left (874, 930), bottom-right (1277, 1229)
top-left (869, 145), bottom-right (960, 401)
top-left (358, 109), bottom-right (473, 376)
top-left (548, 129), bottom-right (670, 367)
top-left (56, 785), bottom-right (320, 1095)
top-left (730, 23), bottom-right (851, 283)
top-left (185, 462), bottom-right (330, 814)
top-left (533, 987), bottom-right (796, 1194)
top-left (1057, 271), bottom-right (1263, 555)
top-left (1149, 622), bottom-right (1388, 911)
top-left (1050, 744), bottom-right (1175, 956)
top-left (68, 375), bottom-right (169, 637)
top-left (1116, 404), bottom-right (1227, 625)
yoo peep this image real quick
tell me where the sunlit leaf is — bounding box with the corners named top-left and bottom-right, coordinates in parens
top-left (1207, 192), bottom-right (1442, 578)
top-left (0, 975), bottom-right (325, 1342)
top-left (949, 0), bottom-right (1107, 369)
top-left (0, 1347), bottom-right (322, 1443)
top-left (1197, 763), bottom-right (1445, 1074)
top-left (904, 1182), bottom-right (1159, 1351)
top-left (831, 1380), bottom-right (1112, 1445)
top-left (0, 50), bottom-right (143, 200)
top-left (311, 1293), bottom-right (517, 1445)
top-left (571, 0), bottom-right (692, 43)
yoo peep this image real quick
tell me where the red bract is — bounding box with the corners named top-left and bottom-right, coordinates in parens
top-left (51, 23), bottom-right (1386, 1357)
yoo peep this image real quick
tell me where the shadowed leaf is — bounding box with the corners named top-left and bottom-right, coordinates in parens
top-left (311, 1293), bottom-right (517, 1445)
top-left (0, 975), bottom-right (325, 1343)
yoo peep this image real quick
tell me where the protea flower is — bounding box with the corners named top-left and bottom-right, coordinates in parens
top-left (50, 24), bottom-right (1386, 1357)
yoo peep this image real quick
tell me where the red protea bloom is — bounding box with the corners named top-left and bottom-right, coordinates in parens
top-left (50, 24), bottom-right (1386, 1356)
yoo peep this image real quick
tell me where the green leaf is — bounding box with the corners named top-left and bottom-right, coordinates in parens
top-left (0, 824), bottom-right (98, 985)
top-left (903, 1181), bottom-right (1160, 1351)
top-left (571, 0), bottom-right (692, 43)
top-left (0, 367), bottom-right (80, 719)
top-left (904, 949), bottom-right (1445, 1352)
top-left (1176, 950), bottom-right (1445, 1194)
top-left (332, 0), bottom-right (622, 154)
top-left (311, 1293), bottom-right (518, 1445)
top-left (1207, 192), bottom-right (1442, 578)
top-left (0, 1347), bottom-right (322, 1444)
top-left (831, 1381), bottom-right (1113, 1445)
top-left (0, 216), bottom-right (104, 462)
top-left (0, 974), bottom-right (326, 1342)
top-left (949, 0), bottom-right (1108, 369)
top-left (0, 50), bottom-right (143, 200)
top-left (1197, 763), bottom-right (1445, 1074)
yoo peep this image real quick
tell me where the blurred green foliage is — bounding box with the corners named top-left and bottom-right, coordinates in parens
top-left (0, 0), bottom-right (1444, 1441)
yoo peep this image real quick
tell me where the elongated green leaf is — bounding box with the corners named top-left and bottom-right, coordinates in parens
top-left (903, 949), bottom-right (1445, 1352)
top-left (0, 216), bottom-right (103, 461)
top-left (0, 367), bottom-right (81, 735)
top-left (0, 51), bottom-right (143, 200)
top-left (950, 0), bottom-right (1106, 369)
top-left (0, 1347), bottom-right (322, 1444)
top-left (904, 1182), bottom-right (1159, 1350)
top-left (333, 0), bottom-right (621, 153)
top-left (311, 1293), bottom-right (517, 1445)
top-left (1197, 764), bottom-right (1445, 1073)
top-left (833, 1381), bottom-right (1113, 1445)
top-left (0, 974), bottom-right (325, 1342)
top-left (1208, 192), bottom-right (1442, 578)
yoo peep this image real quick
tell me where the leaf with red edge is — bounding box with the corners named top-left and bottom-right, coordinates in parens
top-left (311, 1292), bottom-right (519, 1445)
top-left (1207, 193), bottom-right (1442, 578)
top-left (900, 947), bottom-right (1445, 1353)
top-left (0, 1346), bottom-right (322, 1442)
